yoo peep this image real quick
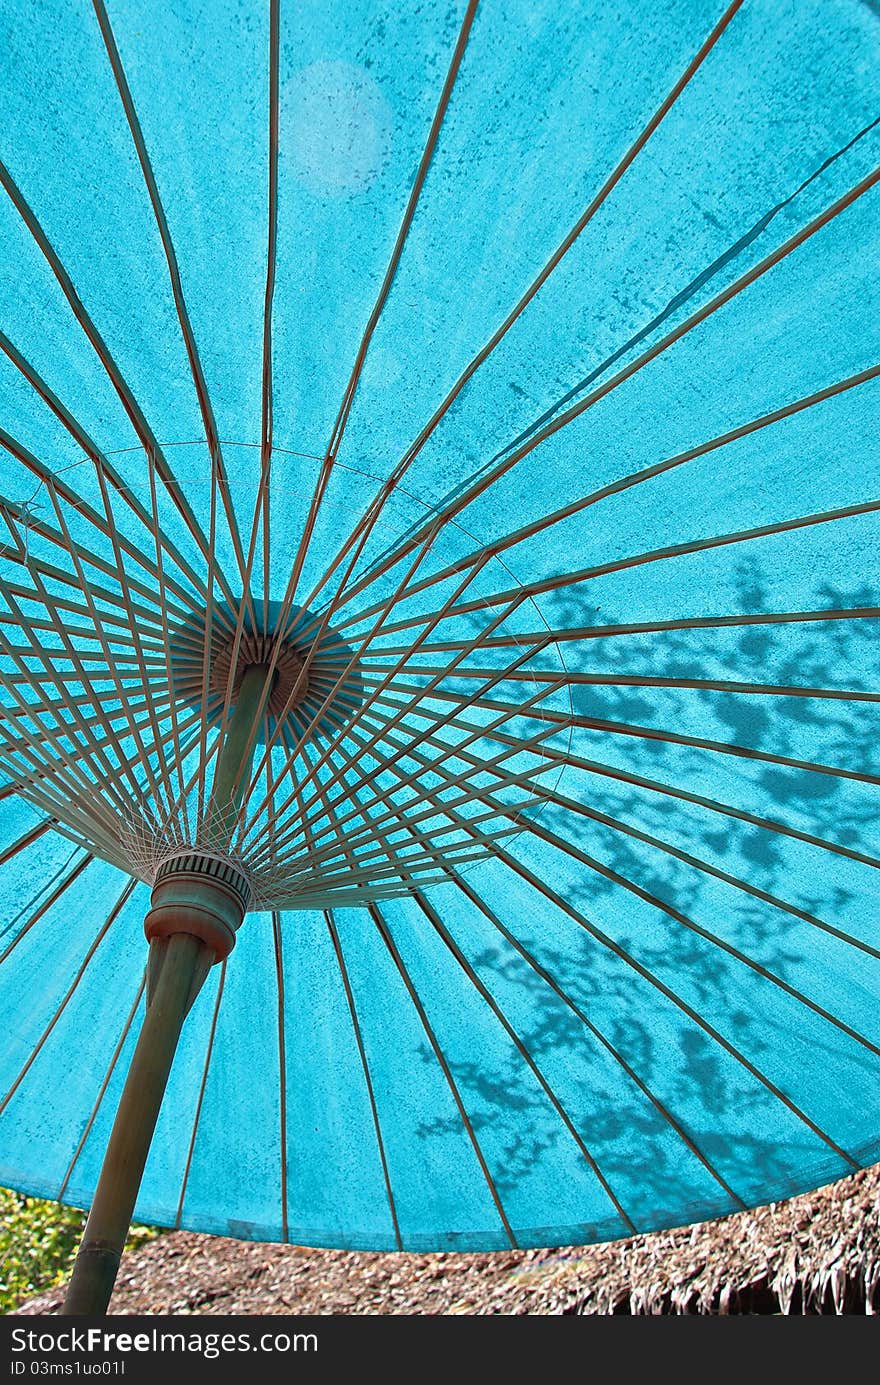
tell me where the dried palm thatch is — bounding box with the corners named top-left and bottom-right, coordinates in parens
top-left (521, 1163), bottom-right (880, 1315)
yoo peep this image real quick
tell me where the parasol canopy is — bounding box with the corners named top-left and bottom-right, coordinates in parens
top-left (0, 0), bottom-right (878, 1308)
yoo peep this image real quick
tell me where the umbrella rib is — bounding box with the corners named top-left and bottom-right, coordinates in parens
top-left (0, 490), bottom-right (196, 626)
top-left (277, 717), bottom-right (556, 875)
top-left (199, 442), bottom-right (313, 844)
top-left (0, 819), bottom-right (53, 867)
top-left (382, 696), bottom-right (880, 871)
top-left (280, 717), bottom-right (520, 893)
top-left (241, 511), bottom-right (451, 834)
top-left (547, 801), bottom-right (880, 963)
top-left (240, 520), bottom-right (449, 844)
top-left (0, 332), bottom-right (215, 611)
top-left (378, 680), bottom-right (880, 788)
top-left (269, 913), bottom-right (288, 1243)
top-left (0, 852), bottom-right (93, 969)
top-left (146, 711), bottom-right (227, 847)
top-left (0, 574), bottom-right (166, 634)
top-left (322, 735), bottom-right (516, 892)
top-left (325, 912), bottom-right (403, 1251)
top-left (276, 837), bottom-right (517, 899)
top-left (1, 686), bottom-right (192, 747)
top-left (263, 706), bottom-right (551, 892)
top-left (299, 737), bottom-right (402, 897)
top-left (0, 879), bottom-right (136, 1118)
top-left (477, 114), bottom-right (880, 478)
top-left (3, 661), bottom-right (174, 682)
top-left (284, 675), bottom-right (563, 863)
top-left (0, 552), bottom-right (160, 812)
top-left (385, 675), bottom-right (880, 786)
top-left (296, 0), bottom-right (747, 614)
top-left (351, 708), bottom-right (880, 1011)
top-left (517, 814), bottom-right (880, 1061)
top-left (14, 815), bottom-right (131, 882)
top-left (413, 890), bottom-right (639, 1234)
top-left (43, 479), bottom-right (173, 817)
top-left (245, 623), bottom-right (558, 866)
top-left (194, 453), bottom-right (221, 826)
top-left (258, 785), bottom-right (536, 893)
top-left (375, 663), bottom-right (880, 704)
top-left (235, 527), bottom-right (457, 848)
top-left (3, 651), bottom-right (197, 674)
top-left (259, 0), bottom-right (280, 627)
top-left (250, 0), bottom-right (483, 704)
top-left (329, 167), bottom-right (880, 615)
top-left (91, 0), bottom-right (253, 616)
top-left (339, 732), bottom-right (511, 864)
top-left (282, 0), bottom-right (481, 607)
top-left (174, 961), bottom-right (226, 1231)
top-left (82, 464), bottom-right (185, 819)
top-left (386, 663), bottom-right (880, 702)
top-left (289, 562), bottom-right (523, 819)
top-left (388, 713), bottom-right (880, 962)
top-left (0, 618), bottom-right (163, 649)
top-left (263, 795), bottom-right (499, 895)
top-left (0, 704), bottom-right (205, 862)
top-left (203, 534), bottom-right (411, 841)
top-left (205, 0), bottom-right (283, 786)
top-left (348, 714), bottom-right (880, 958)
top-left (287, 732), bottom-right (321, 871)
top-left (446, 869), bottom-right (748, 1208)
top-left (0, 760), bottom-right (123, 866)
top-left (365, 497), bottom-right (880, 638)
top-left (376, 606), bottom-right (880, 655)
top-left (243, 562), bottom-right (531, 848)
top-left (0, 158), bottom-right (237, 610)
top-left (458, 838), bottom-right (861, 1169)
top-left (308, 733), bottom-right (743, 1214)
top-left (147, 451), bottom-right (189, 808)
top-left (369, 902), bottom-right (518, 1248)
top-left (89, 0), bottom-right (275, 829)
top-left (267, 732), bottom-right (512, 900)
top-left (23, 710), bottom-right (208, 878)
top-left (0, 545), bottom-right (187, 635)
top-left (0, 594), bottom-right (149, 823)
top-left (558, 709), bottom-right (880, 788)
top-left (0, 687), bottom-right (205, 856)
top-left (80, 709), bottom-right (213, 862)
top-left (57, 971), bottom-right (147, 1202)
top-left (368, 365), bottom-right (880, 615)
top-left (0, 428), bottom-right (200, 619)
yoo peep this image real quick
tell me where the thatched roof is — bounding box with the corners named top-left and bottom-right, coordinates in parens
top-left (538, 1163), bottom-right (880, 1315)
top-left (17, 1164), bottom-right (880, 1315)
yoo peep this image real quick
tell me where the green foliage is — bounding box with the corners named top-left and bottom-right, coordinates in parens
top-left (0, 1187), bottom-right (158, 1313)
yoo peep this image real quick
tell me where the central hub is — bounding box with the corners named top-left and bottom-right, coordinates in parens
top-left (168, 599), bottom-right (366, 743)
top-left (209, 631), bottom-right (305, 720)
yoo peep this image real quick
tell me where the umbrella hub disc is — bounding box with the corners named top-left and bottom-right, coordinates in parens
top-left (169, 599), bottom-right (366, 742)
top-left (209, 631), bottom-right (308, 720)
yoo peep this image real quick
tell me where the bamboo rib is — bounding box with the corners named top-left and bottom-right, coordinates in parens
top-left (323, 167), bottom-right (880, 621)
top-left (293, 0), bottom-right (749, 617)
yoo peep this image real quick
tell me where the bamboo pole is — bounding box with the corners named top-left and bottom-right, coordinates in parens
top-left (61, 932), bottom-right (209, 1314)
top-left (61, 664), bottom-right (273, 1315)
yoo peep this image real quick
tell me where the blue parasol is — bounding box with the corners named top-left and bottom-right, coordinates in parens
top-left (0, 0), bottom-right (877, 1314)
